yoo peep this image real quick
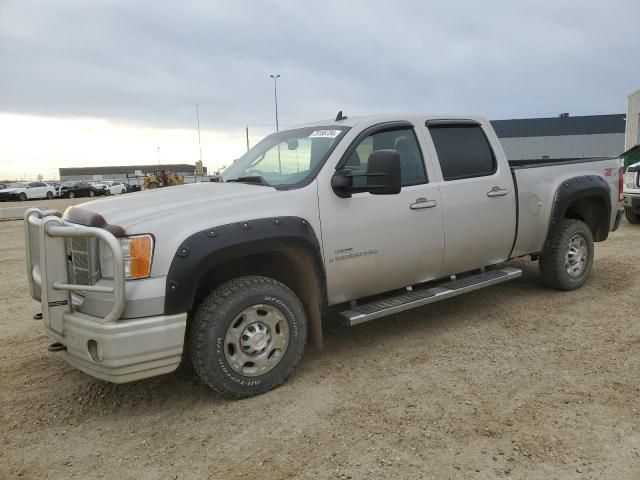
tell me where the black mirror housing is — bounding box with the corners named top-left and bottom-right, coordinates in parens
top-left (331, 149), bottom-right (402, 198)
top-left (366, 149), bottom-right (401, 195)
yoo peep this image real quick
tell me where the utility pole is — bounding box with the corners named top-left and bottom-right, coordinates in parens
top-left (156, 145), bottom-right (160, 165)
top-left (270, 73), bottom-right (281, 172)
top-left (195, 104), bottom-right (203, 163)
top-left (246, 125), bottom-right (250, 151)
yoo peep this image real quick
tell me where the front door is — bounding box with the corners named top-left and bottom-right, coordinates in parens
top-left (318, 123), bottom-right (445, 305)
top-left (424, 121), bottom-right (516, 274)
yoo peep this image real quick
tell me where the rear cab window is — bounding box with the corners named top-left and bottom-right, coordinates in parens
top-left (427, 123), bottom-right (496, 181)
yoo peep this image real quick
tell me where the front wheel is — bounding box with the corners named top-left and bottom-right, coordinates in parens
top-left (46, 191), bottom-right (53, 199)
top-left (88, 190), bottom-right (95, 197)
top-left (624, 207), bottom-right (640, 224)
top-left (68, 191), bottom-right (75, 199)
top-left (19, 193), bottom-right (27, 201)
top-left (539, 219), bottom-right (594, 291)
top-left (189, 275), bottom-right (307, 398)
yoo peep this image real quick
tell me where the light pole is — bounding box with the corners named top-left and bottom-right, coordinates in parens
top-left (270, 73), bottom-right (281, 172)
top-left (270, 74), bottom-right (280, 132)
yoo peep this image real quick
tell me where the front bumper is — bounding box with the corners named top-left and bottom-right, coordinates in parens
top-left (48, 310), bottom-right (186, 383)
top-left (623, 193), bottom-right (640, 213)
top-left (24, 208), bottom-right (186, 383)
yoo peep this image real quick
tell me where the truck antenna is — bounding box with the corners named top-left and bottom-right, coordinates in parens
top-left (335, 110), bottom-right (347, 121)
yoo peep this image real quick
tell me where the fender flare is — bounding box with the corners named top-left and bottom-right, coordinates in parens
top-left (163, 216), bottom-right (326, 318)
top-left (545, 175), bottom-right (612, 245)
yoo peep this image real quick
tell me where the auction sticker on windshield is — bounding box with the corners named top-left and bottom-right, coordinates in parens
top-left (308, 129), bottom-right (342, 138)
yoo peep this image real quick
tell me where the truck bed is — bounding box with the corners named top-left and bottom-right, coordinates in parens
top-left (509, 156), bottom-right (621, 258)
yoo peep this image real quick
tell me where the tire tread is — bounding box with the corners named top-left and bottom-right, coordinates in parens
top-left (189, 275), bottom-right (306, 398)
top-left (539, 219), bottom-right (593, 291)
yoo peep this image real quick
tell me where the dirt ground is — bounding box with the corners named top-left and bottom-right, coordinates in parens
top-left (1, 218), bottom-right (639, 480)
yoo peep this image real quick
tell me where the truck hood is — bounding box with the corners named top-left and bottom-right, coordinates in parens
top-left (64, 182), bottom-right (281, 233)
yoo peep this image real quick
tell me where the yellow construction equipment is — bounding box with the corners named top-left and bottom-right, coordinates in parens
top-left (144, 169), bottom-right (185, 189)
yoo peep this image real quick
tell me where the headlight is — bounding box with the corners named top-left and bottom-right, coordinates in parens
top-left (100, 234), bottom-right (154, 280)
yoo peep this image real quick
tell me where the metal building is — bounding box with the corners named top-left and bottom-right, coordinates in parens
top-left (491, 114), bottom-right (626, 161)
top-left (625, 89), bottom-right (640, 151)
top-left (59, 164), bottom-right (207, 183)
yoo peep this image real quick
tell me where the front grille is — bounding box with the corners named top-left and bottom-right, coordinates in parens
top-left (66, 237), bottom-right (100, 285)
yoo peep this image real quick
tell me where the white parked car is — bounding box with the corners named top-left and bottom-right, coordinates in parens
top-left (105, 181), bottom-right (127, 195)
top-left (90, 181), bottom-right (127, 195)
top-left (0, 182), bottom-right (56, 201)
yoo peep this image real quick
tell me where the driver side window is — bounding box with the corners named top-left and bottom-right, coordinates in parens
top-left (345, 128), bottom-right (427, 188)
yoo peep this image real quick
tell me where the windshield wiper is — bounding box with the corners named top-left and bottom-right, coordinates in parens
top-left (226, 175), bottom-right (271, 186)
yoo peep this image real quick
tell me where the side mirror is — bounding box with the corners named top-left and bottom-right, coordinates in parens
top-left (366, 149), bottom-right (401, 195)
top-left (287, 139), bottom-right (299, 150)
top-left (331, 149), bottom-right (401, 197)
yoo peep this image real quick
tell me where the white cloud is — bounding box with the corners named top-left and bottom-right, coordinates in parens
top-left (0, 114), bottom-right (263, 180)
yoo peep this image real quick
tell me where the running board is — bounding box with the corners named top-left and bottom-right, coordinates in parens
top-left (339, 267), bottom-right (522, 326)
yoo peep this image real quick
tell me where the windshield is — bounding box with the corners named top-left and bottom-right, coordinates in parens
top-left (222, 126), bottom-right (348, 187)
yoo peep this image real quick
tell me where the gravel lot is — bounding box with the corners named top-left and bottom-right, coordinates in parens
top-left (1, 218), bottom-right (639, 479)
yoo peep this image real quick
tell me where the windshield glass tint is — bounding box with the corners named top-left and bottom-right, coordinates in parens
top-left (222, 126), bottom-right (347, 187)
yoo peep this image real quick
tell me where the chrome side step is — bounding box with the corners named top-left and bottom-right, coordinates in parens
top-left (339, 267), bottom-right (522, 326)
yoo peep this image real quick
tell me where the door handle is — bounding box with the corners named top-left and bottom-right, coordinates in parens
top-left (410, 198), bottom-right (438, 210)
top-left (487, 186), bottom-right (509, 197)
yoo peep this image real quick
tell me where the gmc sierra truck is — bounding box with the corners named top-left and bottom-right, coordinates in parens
top-left (24, 113), bottom-right (624, 398)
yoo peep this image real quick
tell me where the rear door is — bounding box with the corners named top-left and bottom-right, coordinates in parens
top-left (423, 119), bottom-right (516, 274)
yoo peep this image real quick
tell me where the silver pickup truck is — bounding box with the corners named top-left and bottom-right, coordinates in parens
top-left (24, 113), bottom-right (624, 397)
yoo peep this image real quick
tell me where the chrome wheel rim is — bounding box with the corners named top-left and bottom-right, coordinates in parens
top-left (565, 233), bottom-right (588, 278)
top-left (223, 304), bottom-right (289, 377)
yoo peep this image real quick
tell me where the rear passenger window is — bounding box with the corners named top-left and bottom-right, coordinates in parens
top-left (428, 125), bottom-right (496, 181)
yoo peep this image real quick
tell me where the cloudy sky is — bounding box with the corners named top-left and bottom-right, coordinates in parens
top-left (1, 0), bottom-right (638, 179)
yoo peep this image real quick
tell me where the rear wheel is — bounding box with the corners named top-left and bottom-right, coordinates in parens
top-left (189, 275), bottom-right (307, 398)
top-left (539, 219), bottom-right (594, 291)
top-left (147, 182), bottom-right (159, 189)
top-left (624, 207), bottom-right (640, 224)
top-left (88, 190), bottom-right (95, 197)
top-left (68, 192), bottom-right (75, 199)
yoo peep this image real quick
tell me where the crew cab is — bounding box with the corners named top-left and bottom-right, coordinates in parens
top-left (623, 161), bottom-right (640, 224)
top-left (24, 113), bottom-right (623, 398)
top-left (0, 182), bottom-right (56, 201)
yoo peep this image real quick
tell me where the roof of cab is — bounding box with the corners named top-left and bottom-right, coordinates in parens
top-left (293, 113), bottom-right (489, 129)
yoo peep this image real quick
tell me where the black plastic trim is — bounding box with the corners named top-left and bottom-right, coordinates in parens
top-left (425, 118), bottom-right (481, 127)
top-left (545, 175), bottom-right (612, 245)
top-left (164, 216), bottom-right (325, 315)
top-left (508, 168), bottom-right (520, 259)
